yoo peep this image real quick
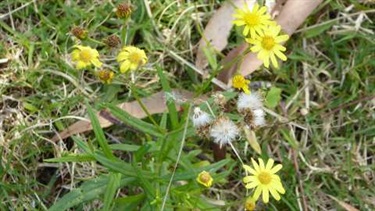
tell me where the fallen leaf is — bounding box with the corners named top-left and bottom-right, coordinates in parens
top-left (51, 89), bottom-right (195, 141)
top-left (195, 0), bottom-right (255, 70)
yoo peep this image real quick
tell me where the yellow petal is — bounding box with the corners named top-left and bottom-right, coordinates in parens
top-left (71, 50), bottom-right (80, 61)
top-left (270, 53), bottom-right (278, 68)
top-left (76, 61), bottom-right (88, 69)
top-left (245, 182), bottom-right (258, 189)
top-left (258, 158), bottom-right (265, 169)
top-left (243, 164), bottom-right (257, 175)
top-left (269, 188), bottom-right (281, 201)
top-left (251, 158), bottom-right (260, 172)
top-left (120, 61), bottom-right (130, 73)
top-left (233, 20), bottom-right (246, 26)
top-left (117, 52), bottom-right (129, 62)
top-left (91, 58), bottom-right (103, 68)
top-left (243, 176), bottom-right (257, 184)
top-left (263, 57), bottom-right (270, 68)
top-left (262, 188), bottom-right (269, 203)
top-left (266, 159), bottom-right (274, 170)
top-left (275, 35), bottom-right (289, 43)
top-left (275, 49), bottom-right (287, 61)
top-left (272, 180), bottom-right (285, 194)
top-left (270, 164), bottom-right (282, 174)
top-left (253, 186), bottom-right (262, 201)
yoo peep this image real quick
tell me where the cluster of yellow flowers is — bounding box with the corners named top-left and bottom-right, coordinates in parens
top-left (69, 3), bottom-right (148, 84)
top-left (230, 3), bottom-right (287, 208)
top-left (70, 45), bottom-right (147, 84)
top-left (233, 3), bottom-right (289, 69)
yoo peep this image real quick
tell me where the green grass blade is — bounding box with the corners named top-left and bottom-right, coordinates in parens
top-left (86, 103), bottom-right (115, 160)
top-left (44, 154), bottom-right (95, 163)
top-left (103, 172), bottom-right (122, 211)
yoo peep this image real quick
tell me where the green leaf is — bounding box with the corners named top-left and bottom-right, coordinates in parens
top-left (265, 87), bottom-right (282, 108)
top-left (304, 21), bottom-right (336, 38)
top-left (48, 175), bottom-right (135, 211)
top-left (105, 103), bottom-right (165, 138)
top-left (115, 193), bottom-right (146, 210)
top-left (86, 103), bottom-right (115, 160)
top-left (103, 172), bottom-right (122, 211)
top-left (93, 153), bottom-right (154, 179)
top-left (280, 129), bottom-right (299, 149)
top-left (44, 154), bottom-right (95, 163)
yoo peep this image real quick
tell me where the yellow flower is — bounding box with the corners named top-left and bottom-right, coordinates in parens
top-left (243, 158), bottom-right (285, 203)
top-left (117, 46), bottom-right (147, 73)
top-left (71, 45), bottom-right (102, 69)
top-left (232, 74), bottom-right (250, 94)
top-left (246, 25), bottom-right (289, 68)
top-left (233, 3), bottom-right (274, 38)
top-left (97, 69), bottom-right (115, 84)
top-left (244, 196), bottom-right (257, 211)
top-left (196, 171), bottom-right (213, 188)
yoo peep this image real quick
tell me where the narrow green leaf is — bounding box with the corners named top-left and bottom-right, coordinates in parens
top-left (103, 172), bottom-right (122, 211)
top-left (86, 103), bottom-right (115, 160)
top-left (106, 103), bottom-right (165, 138)
top-left (48, 175), bottom-right (135, 211)
top-left (304, 21), bottom-right (336, 38)
top-left (156, 66), bottom-right (179, 129)
top-left (280, 129), bottom-right (299, 149)
top-left (93, 153), bottom-right (154, 179)
top-left (44, 154), bottom-right (95, 163)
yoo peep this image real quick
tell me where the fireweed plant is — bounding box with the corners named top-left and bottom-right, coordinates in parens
top-left (53, 1), bottom-right (289, 210)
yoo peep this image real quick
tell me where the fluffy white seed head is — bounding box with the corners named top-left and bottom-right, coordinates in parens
top-left (210, 116), bottom-right (239, 148)
top-left (237, 92), bottom-right (263, 111)
top-left (253, 109), bottom-right (265, 118)
top-left (192, 107), bottom-right (212, 128)
top-left (253, 115), bottom-right (266, 127)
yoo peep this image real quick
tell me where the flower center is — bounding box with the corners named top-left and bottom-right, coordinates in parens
top-left (258, 171), bottom-right (272, 185)
top-left (200, 173), bottom-right (210, 183)
top-left (80, 50), bottom-right (92, 62)
top-left (261, 36), bottom-right (275, 50)
top-left (244, 13), bottom-right (260, 26)
top-left (232, 76), bottom-right (246, 89)
top-left (129, 52), bottom-right (142, 64)
top-left (99, 70), bottom-right (110, 80)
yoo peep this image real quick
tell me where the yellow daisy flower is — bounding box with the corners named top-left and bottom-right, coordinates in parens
top-left (71, 45), bottom-right (102, 70)
top-left (196, 171), bottom-right (213, 188)
top-left (246, 25), bottom-right (289, 68)
top-left (97, 69), bottom-right (115, 84)
top-left (233, 3), bottom-right (274, 38)
top-left (243, 158), bottom-right (285, 203)
top-left (232, 74), bottom-right (250, 94)
top-left (116, 46), bottom-right (147, 73)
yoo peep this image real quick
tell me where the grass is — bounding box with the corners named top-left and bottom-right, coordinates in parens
top-left (1, 0), bottom-right (374, 210)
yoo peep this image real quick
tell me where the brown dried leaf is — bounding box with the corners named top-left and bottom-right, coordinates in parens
top-left (51, 89), bottom-right (195, 141)
top-left (195, 0), bottom-right (254, 70)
